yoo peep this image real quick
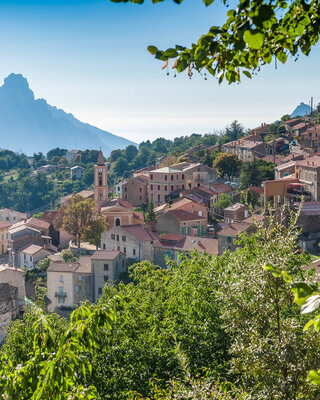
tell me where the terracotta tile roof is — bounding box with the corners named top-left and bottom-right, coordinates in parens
top-left (184, 193), bottom-right (210, 204)
top-left (103, 199), bottom-right (133, 209)
top-left (168, 209), bottom-right (206, 222)
top-left (154, 235), bottom-right (218, 255)
top-left (250, 186), bottom-right (264, 195)
top-left (243, 214), bottom-right (264, 224)
top-left (291, 122), bottom-right (309, 130)
top-left (91, 250), bottom-right (121, 260)
top-left (133, 211), bottom-right (144, 221)
top-left (19, 244), bottom-right (47, 256)
top-left (0, 208), bottom-right (27, 217)
top-left (47, 261), bottom-right (80, 273)
top-left (297, 156), bottom-right (320, 168)
top-left (218, 222), bottom-right (251, 237)
top-left (121, 224), bottom-right (158, 242)
top-left (77, 256), bottom-right (92, 273)
top-left (0, 220), bottom-right (12, 229)
top-left (224, 203), bottom-right (247, 212)
top-left (209, 183), bottom-right (233, 195)
top-left (26, 218), bottom-right (51, 231)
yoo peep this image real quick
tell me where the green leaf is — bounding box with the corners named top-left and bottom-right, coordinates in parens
top-left (276, 50), bottom-right (287, 64)
top-left (303, 319), bottom-right (315, 332)
top-left (203, 0), bottom-right (214, 5)
top-left (242, 70), bottom-right (252, 79)
top-left (308, 370), bottom-right (320, 385)
top-left (147, 45), bottom-right (158, 55)
top-left (281, 270), bottom-right (292, 283)
top-left (243, 30), bottom-right (264, 49)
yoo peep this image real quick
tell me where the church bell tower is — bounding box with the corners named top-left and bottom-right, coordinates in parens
top-left (94, 150), bottom-right (108, 211)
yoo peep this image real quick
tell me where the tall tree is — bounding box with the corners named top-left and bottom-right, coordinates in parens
top-left (83, 215), bottom-right (109, 250)
top-left (214, 153), bottom-right (241, 181)
top-left (62, 195), bottom-right (96, 247)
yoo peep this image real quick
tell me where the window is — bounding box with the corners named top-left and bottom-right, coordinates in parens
top-left (125, 187), bottom-right (127, 192)
top-left (116, 235), bottom-right (120, 241)
top-left (150, 174), bottom-right (153, 180)
top-left (111, 234), bottom-right (115, 240)
top-left (122, 260), bottom-right (125, 267)
top-left (139, 195), bottom-right (142, 200)
top-left (122, 235), bottom-right (126, 241)
top-left (227, 236), bottom-right (232, 243)
top-left (58, 297), bottom-right (65, 304)
top-left (103, 243), bottom-right (106, 249)
top-left (104, 275), bottom-right (108, 282)
top-left (98, 288), bottom-right (103, 295)
top-left (78, 274), bottom-right (82, 281)
top-left (1, 234), bottom-right (3, 241)
top-left (150, 184), bottom-right (153, 190)
top-left (165, 185), bottom-right (167, 191)
top-left (171, 185), bottom-right (174, 191)
top-left (117, 246), bottom-right (120, 251)
top-left (182, 184), bottom-right (185, 190)
top-left (5, 217), bottom-right (9, 221)
top-left (176, 175), bottom-right (178, 180)
top-left (124, 247), bottom-right (126, 253)
top-left (98, 168), bottom-right (103, 186)
top-left (158, 194), bottom-right (160, 201)
top-left (182, 174), bottom-right (184, 180)
top-left (157, 185), bottom-right (160, 190)
top-left (165, 175), bottom-right (167, 181)
top-left (139, 187), bottom-right (142, 192)
top-left (125, 195), bottom-right (127, 200)
top-left (75, 286), bottom-right (79, 293)
top-left (198, 210), bottom-right (203, 216)
top-left (60, 275), bottom-right (64, 282)
top-left (171, 175), bottom-right (173, 181)
top-left (24, 254), bottom-right (26, 261)
top-left (104, 264), bottom-right (109, 271)
top-left (6, 233), bottom-right (8, 239)
top-left (133, 249), bottom-right (136, 256)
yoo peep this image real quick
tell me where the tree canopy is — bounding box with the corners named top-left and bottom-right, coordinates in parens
top-left (110, 0), bottom-right (320, 84)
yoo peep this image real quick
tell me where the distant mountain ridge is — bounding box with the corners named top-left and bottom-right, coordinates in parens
top-left (0, 73), bottom-right (136, 156)
top-left (290, 102), bottom-right (311, 118)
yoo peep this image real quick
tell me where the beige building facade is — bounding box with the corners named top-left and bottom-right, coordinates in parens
top-left (0, 221), bottom-right (11, 255)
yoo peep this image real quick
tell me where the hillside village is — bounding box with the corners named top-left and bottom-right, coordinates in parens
top-left (3, 108), bottom-right (320, 338)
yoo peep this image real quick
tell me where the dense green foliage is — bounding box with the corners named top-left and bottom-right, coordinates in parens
top-left (2, 214), bottom-right (320, 398)
top-left (240, 158), bottom-right (275, 189)
top-left (112, 0), bottom-right (320, 84)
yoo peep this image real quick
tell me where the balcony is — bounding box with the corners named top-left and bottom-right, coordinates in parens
top-left (55, 291), bottom-right (67, 298)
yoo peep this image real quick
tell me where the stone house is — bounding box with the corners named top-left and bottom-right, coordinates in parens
top-left (301, 125), bottom-right (320, 152)
top-left (217, 222), bottom-right (252, 254)
top-left (155, 197), bottom-right (208, 224)
top-left (0, 220), bottom-right (12, 255)
top-left (37, 164), bottom-right (57, 174)
top-left (223, 139), bottom-right (273, 161)
top-left (148, 162), bottom-right (216, 206)
top-left (47, 258), bottom-right (93, 312)
top-left (224, 203), bottom-right (249, 223)
top-left (0, 265), bottom-right (25, 342)
top-left (91, 251), bottom-right (126, 302)
top-left (101, 224), bottom-right (158, 262)
top-left (274, 161), bottom-right (297, 179)
top-left (156, 209), bottom-right (207, 236)
top-left (47, 251), bottom-right (126, 311)
top-left (122, 175), bottom-right (148, 206)
top-left (295, 156), bottom-right (320, 201)
top-left (0, 208), bottom-right (27, 224)
top-left (71, 165), bottom-right (85, 179)
top-left (101, 199), bottom-right (144, 228)
top-left (66, 150), bottom-right (81, 163)
top-left (18, 244), bottom-right (52, 269)
top-left (153, 234), bottom-right (218, 268)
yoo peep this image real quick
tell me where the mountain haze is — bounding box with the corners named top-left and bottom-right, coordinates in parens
top-left (0, 74), bottom-right (136, 156)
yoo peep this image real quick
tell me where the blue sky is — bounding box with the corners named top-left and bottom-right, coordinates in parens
top-left (0, 0), bottom-right (319, 143)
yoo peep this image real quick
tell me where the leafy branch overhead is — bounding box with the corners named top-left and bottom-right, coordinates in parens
top-left (109, 0), bottom-right (320, 83)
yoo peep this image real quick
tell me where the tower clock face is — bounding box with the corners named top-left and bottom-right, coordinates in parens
top-left (98, 168), bottom-right (102, 173)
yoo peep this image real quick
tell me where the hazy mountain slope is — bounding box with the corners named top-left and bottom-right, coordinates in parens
top-left (0, 73), bottom-right (136, 156)
top-left (290, 102), bottom-right (311, 118)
